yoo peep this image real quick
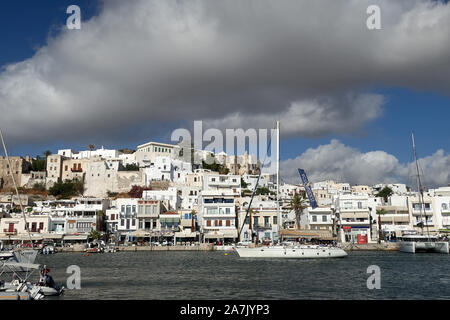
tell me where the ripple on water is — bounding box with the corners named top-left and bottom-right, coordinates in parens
top-left (36, 250), bottom-right (450, 300)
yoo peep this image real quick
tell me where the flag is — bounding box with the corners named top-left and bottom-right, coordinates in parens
top-left (298, 168), bottom-right (318, 209)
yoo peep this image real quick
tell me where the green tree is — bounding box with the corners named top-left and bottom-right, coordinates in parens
top-left (49, 178), bottom-right (84, 199)
top-left (376, 187), bottom-right (393, 202)
top-left (31, 157), bottom-right (46, 171)
top-left (89, 230), bottom-right (102, 240)
top-left (124, 164), bottom-right (139, 171)
top-left (240, 178), bottom-right (248, 189)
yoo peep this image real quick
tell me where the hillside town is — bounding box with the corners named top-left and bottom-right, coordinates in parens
top-left (1, 141), bottom-right (449, 249)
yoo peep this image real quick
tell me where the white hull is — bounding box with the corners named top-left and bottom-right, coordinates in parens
top-left (398, 241), bottom-right (449, 254)
top-left (235, 245), bottom-right (348, 259)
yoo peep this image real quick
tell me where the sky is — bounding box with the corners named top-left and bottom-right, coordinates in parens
top-left (0, 0), bottom-right (449, 188)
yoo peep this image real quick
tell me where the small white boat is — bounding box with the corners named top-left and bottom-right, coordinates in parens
top-left (235, 244), bottom-right (348, 258)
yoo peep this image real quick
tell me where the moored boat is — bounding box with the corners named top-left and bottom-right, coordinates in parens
top-left (235, 244), bottom-right (347, 258)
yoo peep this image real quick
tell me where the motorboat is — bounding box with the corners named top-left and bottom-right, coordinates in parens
top-left (0, 262), bottom-right (45, 300)
top-left (235, 244), bottom-right (348, 258)
top-left (0, 261), bottom-right (64, 299)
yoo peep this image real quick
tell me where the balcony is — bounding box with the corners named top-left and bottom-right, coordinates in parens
top-left (340, 206), bottom-right (368, 211)
top-left (71, 168), bottom-right (83, 172)
top-left (137, 213), bottom-right (159, 218)
top-left (412, 210), bottom-right (433, 216)
top-left (255, 224), bottom-right (272, 230)
top-left (3, 229), bottom-right (17, 235)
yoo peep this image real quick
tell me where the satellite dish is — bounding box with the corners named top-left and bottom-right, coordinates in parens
top-left (287, 210), bottom-right (296, 220)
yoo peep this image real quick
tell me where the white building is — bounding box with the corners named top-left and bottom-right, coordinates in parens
top-left (58, 147), bottom-right (122, 160)
top-left (199, 189), bottom-right (238, 243)
top-left (105, 198), bottom-right (139, 242)
top-left (373, 183), bottom-right (408, 195)
top-left (203, 173), bottom-right (241, 197)
top-left (237, 196), bottom-right (279, 243)
top-left (242, 173), bottom-right (269, 191)
top-left (336, 194), bottom-right (375, 244)
top-left (142, 187), bottom-right (180, 211)
top-left (144, 156), bottom-right (192, 184)
top-left (431, 187), bottom-right (450, 231)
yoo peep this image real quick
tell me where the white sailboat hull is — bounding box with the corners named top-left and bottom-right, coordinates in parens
top-left (235, 246), bottom-right (348, 259)
top-left (398, 241), bottom-right (449, 254)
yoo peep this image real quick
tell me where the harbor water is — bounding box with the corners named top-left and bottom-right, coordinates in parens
top-left (36, 251), bottom-right (450, 300)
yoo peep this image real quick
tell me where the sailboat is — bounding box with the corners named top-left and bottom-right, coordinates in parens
top-left (234, 121), bottom-right (347, 258)
top-left (0, 128), bottom-right (38, 263)
top-left (398, 133), bottom-right (449, 254)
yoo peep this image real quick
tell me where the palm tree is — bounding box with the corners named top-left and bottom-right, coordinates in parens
top-left (88, 144), bottom-right (95, 151)
top-left (89, 229), bottom-right (102, 241)
top-left (190, 210), bottom-right (197, 233)
top-left (291, 193), bottom-right (308, 230)
top-left (248, 208), bottom-right (255, 243)
top-left (376, 208), bottom-right (387, 243)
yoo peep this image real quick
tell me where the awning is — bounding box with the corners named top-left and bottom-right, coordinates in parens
top-left (0, 235), bottom-right (22, 241)
top-left (63, 235), bottom-right (88, 241)
top-left (175, 230), bottom-right (198, 238)
top-left (131, 230), bottom-right (151, 238)
top-left (42, 234), bottom-right (64, 240)
top-left (204, 229), bottom-right (238, 239)
top-left (341, 213), bottom-right (369, 219)
top-left (204, 231), bottom-right (224, 239)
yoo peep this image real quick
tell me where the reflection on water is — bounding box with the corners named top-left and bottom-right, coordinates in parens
top-left (36, 251), bottom-right (450, 300)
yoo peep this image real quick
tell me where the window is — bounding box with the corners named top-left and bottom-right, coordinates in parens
top-left (145, 206), bottom-right (151, 214)
top-left (206, 220), bottom-right (211, 227)
top-left (226, 220), bottom-right (231, 226)
top-left (121, 219), bottom-right (124, 226)
top-left (312, 215), bottom-right (317, 222)
top-left (273, 216), bottom-right (278, 225)
top-left (138, 205), bottom-right (143, 214)
top-left (121, 205), bottom-right (125, 213)
top-left (322, 215), bottom-right (327, 222)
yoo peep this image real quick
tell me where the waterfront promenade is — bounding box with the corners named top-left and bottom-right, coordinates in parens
top-left (41, 242), bottom-right (399, 253)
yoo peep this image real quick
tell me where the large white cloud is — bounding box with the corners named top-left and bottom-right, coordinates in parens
top-left (280, 140), bottom-right (450, 188)
top-left (0, 0), bottom-right (449, 145)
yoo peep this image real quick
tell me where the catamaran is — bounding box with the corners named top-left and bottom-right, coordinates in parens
top-left (398, 133), bottom-right (449, 254)
top-left (234, 121), bottom-right (347, 259)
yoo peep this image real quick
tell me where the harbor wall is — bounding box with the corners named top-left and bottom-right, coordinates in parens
top-left (57, 243), bottom-right (215, 252)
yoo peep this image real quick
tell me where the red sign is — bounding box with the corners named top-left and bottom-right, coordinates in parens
top-left (343, 226), bottom-right (352, 231)
top-left (358, 235), bottom-right (368, 244)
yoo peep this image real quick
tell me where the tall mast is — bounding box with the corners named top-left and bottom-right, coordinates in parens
top-left (276, 121), bottom-right (280, 242)
top-left (0, 128), bottom-right (32, 243)
top-left (412, 132), bottom-right (429, 238)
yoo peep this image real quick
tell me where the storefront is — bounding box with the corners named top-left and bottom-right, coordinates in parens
top-left (342, 226), bottom-right (370, 244)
